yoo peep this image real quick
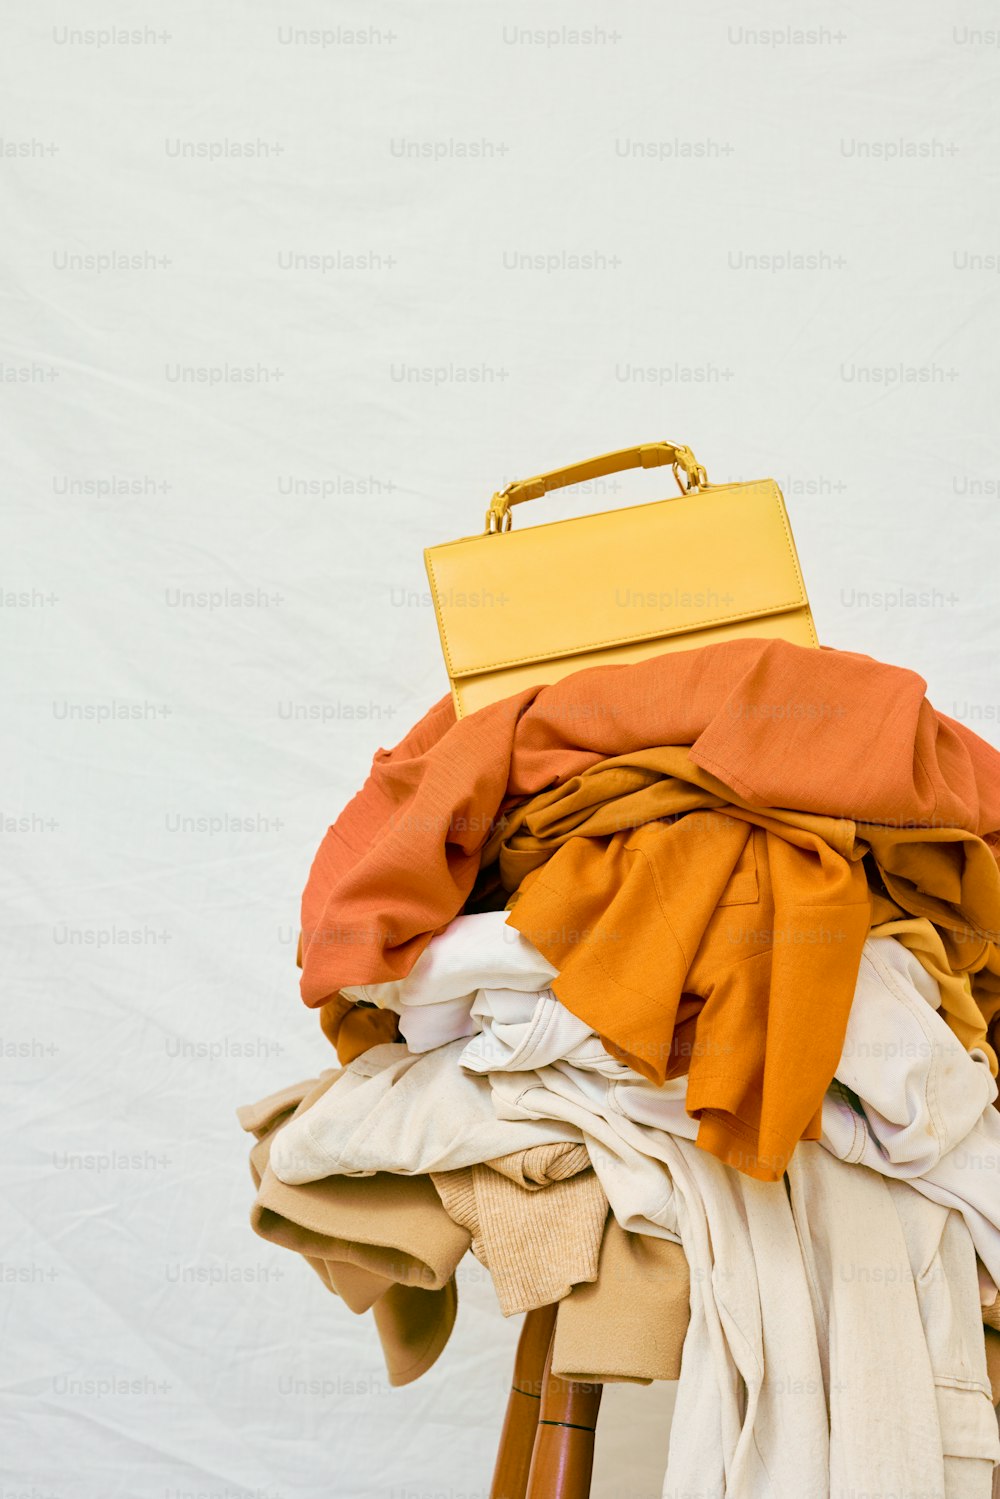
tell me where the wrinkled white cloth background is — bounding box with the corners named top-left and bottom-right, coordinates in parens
top-left (3, 2), bottom-right (999, 1496)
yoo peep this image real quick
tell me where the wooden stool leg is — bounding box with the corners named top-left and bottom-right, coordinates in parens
top-left (524, 1337), bottom-right (603, 1498)
top-left (489, 1303), bottom-right (558, 1499)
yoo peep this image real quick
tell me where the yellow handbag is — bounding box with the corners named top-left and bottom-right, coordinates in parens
top-left (424, 440), bottom-right (818, 719)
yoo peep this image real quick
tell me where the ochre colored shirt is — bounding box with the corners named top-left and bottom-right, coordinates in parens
top-left (505, 811), bottom-right (872, 1180)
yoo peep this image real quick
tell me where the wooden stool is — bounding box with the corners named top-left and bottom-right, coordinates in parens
top-left (490, 1304), bottom-right (603, 1499)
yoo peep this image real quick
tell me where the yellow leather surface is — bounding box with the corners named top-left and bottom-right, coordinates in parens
top-left (454, 609), bottom-right (818, 719)
top-left (424, 475), bottom-right (818, 718)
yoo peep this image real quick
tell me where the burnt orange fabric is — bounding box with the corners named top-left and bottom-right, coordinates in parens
top-left (302, 640), bottom-right (1000, 1017)
top-left (482, 748), bottom-right (1000, 1072)
top-left (318, 743), bottom-right (1000, 1073)
top-left (505, 811), bottom-right (872, 1180)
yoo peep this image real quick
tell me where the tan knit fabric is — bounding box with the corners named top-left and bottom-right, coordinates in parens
top-left (239, 1071), bottom-right (1000, 1403)
top-left (986, 1328), bottom-right (1000, 1406)
top-left (484, 1141), bottom-right (592, 1187)
top-left (243, 1073), bottom-right (469, 1386)
top-left (553, 1214), bottom-right (691, 1384)
top-left (984, 1289), bottom-right (1000, 1333)
top-left (432, 1150), bottom-right (607, 1316)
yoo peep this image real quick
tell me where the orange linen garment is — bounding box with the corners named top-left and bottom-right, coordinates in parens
top-left (481, 747), bottom-right (1000, 1072)
top-left (300, 640), bottom-right (1000, 1019)
top-left (505, 810), bottom-right (872, 1180)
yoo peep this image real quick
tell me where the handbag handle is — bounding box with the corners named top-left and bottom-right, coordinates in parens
top-left (485, 441), bottom-right (708, 533)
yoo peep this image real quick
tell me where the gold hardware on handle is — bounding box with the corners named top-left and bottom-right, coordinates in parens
top-left (673, 456), bottom-right (709, 495)
top-left (484, 498), bottom-right (514, 534)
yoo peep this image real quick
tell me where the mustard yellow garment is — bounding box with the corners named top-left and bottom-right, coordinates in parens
top-left (868, 906), bottom-right (990, 1059)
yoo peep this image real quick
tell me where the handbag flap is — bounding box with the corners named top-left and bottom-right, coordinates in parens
top-left (424, 480), bottom-right (809, 680)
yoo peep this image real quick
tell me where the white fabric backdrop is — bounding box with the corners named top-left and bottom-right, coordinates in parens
top-left (4, 2), bottom-right (999, 1495)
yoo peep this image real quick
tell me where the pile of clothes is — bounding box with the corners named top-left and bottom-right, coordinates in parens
top-left (240, 637), bottom-right (1000, 1497)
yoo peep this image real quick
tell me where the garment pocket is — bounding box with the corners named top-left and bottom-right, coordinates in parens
top-left (934, 1385), bottom-right (1000, 1459)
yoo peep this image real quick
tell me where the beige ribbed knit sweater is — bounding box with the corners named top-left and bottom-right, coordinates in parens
top-left (432, 1144), bottom-right (606, 1315)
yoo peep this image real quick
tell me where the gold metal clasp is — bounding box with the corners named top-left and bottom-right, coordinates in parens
top-left (484, 488), bottom-right (515, 534)
top-left (672, 445), bottom-right (709, 495)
